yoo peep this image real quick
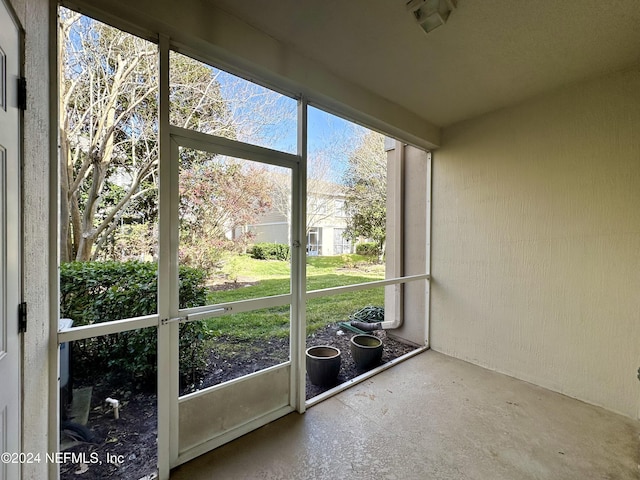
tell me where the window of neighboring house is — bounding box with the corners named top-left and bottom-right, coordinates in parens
top-left (315, 198), bottom-right (327, 214)
top-left (307, 227), bottom-right (322, 256)
top-left (333, 228), bottom-right (352, 254)
top-left (308, 195), bottom-right (328, 218)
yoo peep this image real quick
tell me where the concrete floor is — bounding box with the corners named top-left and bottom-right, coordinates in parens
top-left (171, 350), bottom-right (639, 479)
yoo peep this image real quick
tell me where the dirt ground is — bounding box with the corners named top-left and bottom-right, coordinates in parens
top-left (61, 324), bottom-right (418, 479)
top-left (305, 324), bottom-right (418, 398)
top-left (60, 387), bottom-right (158, 480)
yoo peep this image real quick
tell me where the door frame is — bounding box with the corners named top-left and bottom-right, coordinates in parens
top-left (156, 37), bottom-right (308, 475)
top-left (0, 0), bottom-right (22, 478)
top-left (158, 121), bottom-right (305, 468)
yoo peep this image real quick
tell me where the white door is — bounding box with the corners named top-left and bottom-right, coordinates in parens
top-left (0, 1), bottom-right (21, 478)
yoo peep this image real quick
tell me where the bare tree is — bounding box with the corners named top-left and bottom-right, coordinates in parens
top-left (59, 10), bottom-right (295, 262)
top-left (343, 131), bottom-right (387, 256)
top-left (59, 10), bottom-right (162, 261)
top-left (267, 153), bottom-right (342, 245)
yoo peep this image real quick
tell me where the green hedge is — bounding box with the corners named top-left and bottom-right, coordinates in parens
top-left (249, 242), bottom-right (290, 261)
top-left (60, 261), bottom-right (208, 390)
top-left (355, 242), bottom-right (380, 257)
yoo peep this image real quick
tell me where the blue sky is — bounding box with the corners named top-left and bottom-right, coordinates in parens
top-left (215, 66), bottom-right (368, 184)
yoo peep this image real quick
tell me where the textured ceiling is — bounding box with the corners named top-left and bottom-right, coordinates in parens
top-left (207, 0), bottom-right (640, 127)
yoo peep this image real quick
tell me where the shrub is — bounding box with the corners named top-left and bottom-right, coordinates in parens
top-left (60, 261), bottom-right (208, 390)
top-left (249, 242), bottom-right (290, 261)
top-left (356, 242), bottom-right (381, 258)
top-left (178, 237), bottom-right (227, 277)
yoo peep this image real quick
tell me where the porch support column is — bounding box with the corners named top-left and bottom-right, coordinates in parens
top-left (385, 140), bottom-right (430, 346)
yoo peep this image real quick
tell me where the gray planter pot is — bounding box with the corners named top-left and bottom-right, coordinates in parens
top-left (350, 334), bottom-right (383, 370)
top-left (306, 345), bottom-right (341, 387)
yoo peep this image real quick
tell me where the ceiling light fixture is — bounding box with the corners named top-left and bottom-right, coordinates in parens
top-left (406, 0), bottom-right (456, 34)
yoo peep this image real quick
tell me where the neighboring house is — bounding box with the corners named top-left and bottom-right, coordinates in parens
top-left (246, 180), bottom-right (355, 256)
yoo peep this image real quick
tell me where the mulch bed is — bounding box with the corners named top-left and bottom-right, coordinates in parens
top-left (60, 388), bottom-right (158, 480)
top-left (61, 324), bottom-right (418, 479)
top-left (305, 324), bottom-right (418, 398)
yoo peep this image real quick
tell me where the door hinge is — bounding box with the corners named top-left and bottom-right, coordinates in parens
top-left (18, 302), bottom-right (27, 333)
top-left (17, 77), bottom-right (26, 111)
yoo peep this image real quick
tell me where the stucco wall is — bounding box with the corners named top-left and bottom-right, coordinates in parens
top-left (431, 67), bottom-right (640, 418)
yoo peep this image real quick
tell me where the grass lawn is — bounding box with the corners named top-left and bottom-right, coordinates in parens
top-left (203, 254), bottom-right (385, 340)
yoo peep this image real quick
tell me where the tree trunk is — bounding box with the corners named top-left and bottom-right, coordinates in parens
top-left (59, 128), bottom-right (71, 263)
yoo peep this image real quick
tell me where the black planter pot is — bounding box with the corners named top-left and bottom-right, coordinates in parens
top-left (306, 345), bottom-right (341, 387)
top-left (350, 334), bottom-right (383, 370)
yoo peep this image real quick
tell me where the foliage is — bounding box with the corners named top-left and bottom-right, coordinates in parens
top-left (356, 242), bottom-right (382, 258)
top-left (60, 261), bottom-right (208, 389)
top-left (169, 52), bottom-right (236, 137)
top-left (104, 223), bottom-right (157, 261)
top-left (343, 132), bottom-right (387, 256)
top-left (179, 240), bottom-right (227, 279)
top-left (249, 242), bottom-right (290, 261)
top-left (339, 254), bottom-right (358, 268)
top-left (179, 158), bottom-right (271, 276)
top-left (349, 305), bottom-right (385, 323)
